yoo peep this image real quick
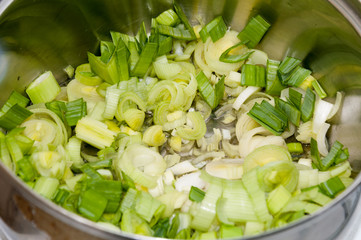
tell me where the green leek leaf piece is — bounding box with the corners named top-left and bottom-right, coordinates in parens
top-left (300, 88), bottom-right (316, 122)
top-left (319, 176), bottom-right (345, 198)
top-left (265, 59), bottom-right (285, 96)
top-left (189, 186), bottom-right (206, 202)
top-left (100, 41), bottom-right (115, 63)
top-left (241, 64), bottom-right (266, 87)
top-left (173, 1), bottom-right (196, 38)
top-left (288, 88), bottom-right (302, 109)
top-left (219, 42), bottom-right (253, 63)
top-left (78, 189), bottom-right (108, 221)
top-left (279, 56), bottom-right (302, 75)
top-left (65, 98), bottom-right (87, 127)
top-left (75, 63), bottom-right (103, 86)
top-left (196, 71), bottom-right (224, 109)
top-left (17, 156), bottom-right (37, 182)
top-left (115, 38), bottom-right (130, 81)
top-left (286, 142), bottom-right (303, 154)
top-left (312, 79), bottom-right (327, 99)
top-left (157, 25), bottom-right (196, 40)
top-left (131, 42), bottom-right (158, 77)
top-left (1, 91), bottom-right (29, 113)
top-left (248, 100), bottom-right (288, 135)
top-left (137, 22), bottom-right (148, 50)
top-left (88, 52), bottom-right (119, 84)
top-left (158, 36), bottom-right (173, 56)
top-left (237, 15), bottom-right (270, 48)
top-left (0, 104), bottom-right (33, 130)
top-left (310, 138), bottom-right (322, 170)
top-left (199, 16), bottom-right (227, 43)
top-left (156, 9), bottom-right (180, 26)
top-left (275, 98), bottom-right (301, 126)
top-left (54, 188), bottom-right (70, 205)
top-left (320, 141), bottom-right (344, 170)
top-left (286, 66), bottom-right (311, 87)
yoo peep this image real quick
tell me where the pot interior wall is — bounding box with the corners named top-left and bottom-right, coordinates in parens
top-left (0, 0), bottom-right (361, 239)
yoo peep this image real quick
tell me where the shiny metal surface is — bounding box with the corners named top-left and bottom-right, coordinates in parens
top-left (0, 0), bottom-right (361, 239)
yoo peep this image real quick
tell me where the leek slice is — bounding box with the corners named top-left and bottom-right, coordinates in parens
top-left (115, 144), bottom-right (166, 188)
top-left (176, 111), bottom-right (206, 140)
top-left (31, 150), bottom-right (66, 179)
top-left (156, 9), bottom-right (179, 26)
top-left (243, 144), bottom-right (291, 173)
top-left (26, 71), bottom-right (61, 104)
top-left (115, 92), bottom-right (146, 122)
top-left (143, 125), bottom-right (166, 147)
top-left (132, 42), bottom-right (158, 77)
top-left (148, 80), bottom-right (184, 111)
top-left (34, 176), bottom-right (59, 200)
top-left (258, 160), bottom-right (299, 193)
top-left (75, 63), bottom-right (103, 86)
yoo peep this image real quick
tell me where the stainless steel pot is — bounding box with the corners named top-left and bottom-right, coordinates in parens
top-left (0, 0), bottom-right (361, 239)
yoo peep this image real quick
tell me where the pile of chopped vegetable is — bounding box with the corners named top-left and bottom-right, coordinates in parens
top-left (0, 2), bottom-right (352, 239)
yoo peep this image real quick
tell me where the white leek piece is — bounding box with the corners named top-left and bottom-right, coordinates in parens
top-left (75, 117), bottom-right (117, 149)
top-left (233, 86), bottom-right (261, 110)
top-left (26, 71), bottom-right (61, 104)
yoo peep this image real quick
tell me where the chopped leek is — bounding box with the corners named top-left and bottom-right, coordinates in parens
top-left (248, 100), bottom-right (288, 135)
top-left (189, 186), bottom-right (205, 202)
top-left (266, 59), bottom-right (285, 96)
top-left (237, 15), bottom-right (270, 48)
top-left (300, 88), bottom-right (316, 122)
top-left (156, 9), bottom-right (179, 26)
top-left (78, 189), bottom-right (108, 221)
top-left (132, 42), bottom-right (158, 77)
top-left (275, 98), bottom-right (301, 126)
top-left (199, 16), bottom-right (227, 43)
top-left (312, 79), bottom-right (327, 99)
top-left (219, 42), bottom-right (252, 63)
top-left (319, 176), bottom-right (345, 198)
top-left (26, 71), bottom-right (61, 104)
top-left (241, 64), bottom-right (266, 87)
top-left (196, 71), bottom-right (225, 109)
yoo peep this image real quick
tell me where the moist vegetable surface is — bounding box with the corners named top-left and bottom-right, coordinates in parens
top-left (0, 2), bottom-right (353, 239)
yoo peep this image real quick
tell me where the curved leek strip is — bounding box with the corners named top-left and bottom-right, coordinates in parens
top-left (123, 109), bottom-right (145, 131)
top-left (246, 49), bottom-right (268, 66)
top-left (153, 101), bottom-right (171, 126)
top-left (143, 125), bottom-right (166, 147)
top-left (203, 31), bottom-right (244, 75)
top-left (103, 86), bottom-right (122, 120)
top-left (243, 144), bottom-right (291, 173)
top-left (195, 97), bottom-right (212, 120)
top-left (281, 122), bottom-right (296, 139)
top-left (176, 111), bottom-right (206, 140)
top-left (312, 98), bottom-right (333, 134)
top-left (192, 151), bottom-right (225, 165)
top-left (235, 113), bottom-right (260, 141)
top-left (115, 144), bottom-right (166, 188)
top-left (257, 160), bottom-right (299, 193)
top-left (115, 92), bottom-right (146, 122)
top-left (75, 63), bottom-right (103, 86)
top-left (194, 41), bottom-right (213, 73)
top-left (153, 61), bottom-right (182, 80)
top-left (163, 111), bottom-right (187, 131)
top-left (31, 150), bottom-right (66, 179)
top-left (26, 71), bottom-right (61, 104)
top-left (148, 80), bottom-right (184, 111)
top-left (21, 119), bottom-right (58, 147)
top-left (233, 86), bottom-right (261, 111)
top-left (182, 74), bottom-right (197, 110)
top-left (205, 158), bottom-right (244, 179)
top-left (327, 91), bottom-right (343, 120)
top-left (247, 135), bottom-right (286, 156)
top-left (222, 140), bottom-right (240, 158)
top-left (25, 107), bottom-right (68, 146)
top-left (239, 127), bottom-right (274, 157)
top-left (316, 123), bottom-right (330, 156)
top-left (67, 79), bottom-right (104, 111)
